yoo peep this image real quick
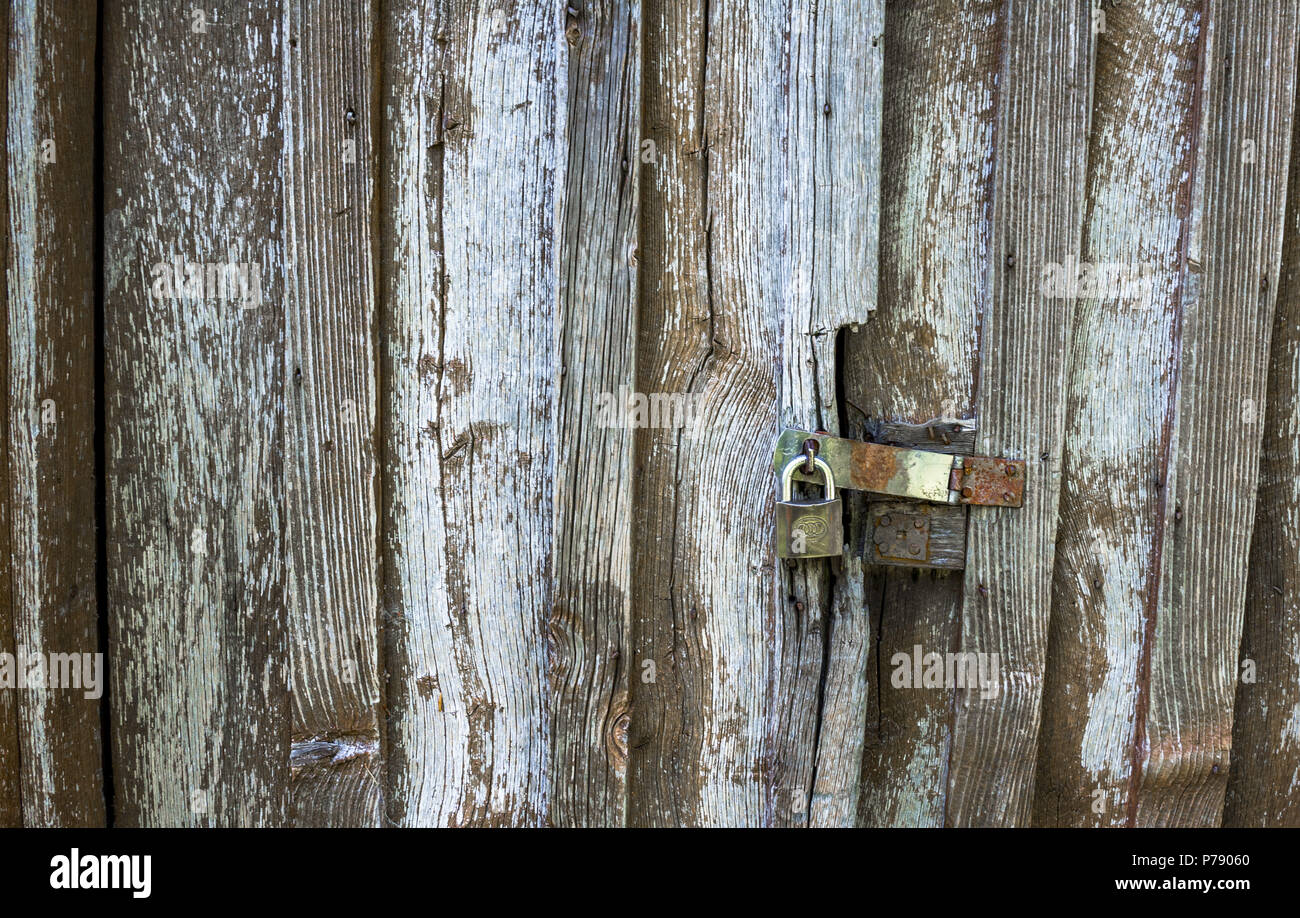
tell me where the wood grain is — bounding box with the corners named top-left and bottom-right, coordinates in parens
top-left (0, 0), bottom-right (18, 829)
top-left (1224, 30), bottom-right (1300, 828)
top-left (944, 0), bottom-right (1093, 826)
top-left (840, 0), bottom-right (999, 827)
top-left (104, 1), bottom-right (287, 826)
top-left (1033, 0), bottom-right (1201, 828)
top-left (379, 0), bottom-right (560, 826)
top-left (283, 0), bottom-right (383, 828)
top-left (4, 0), bottom-right (103, 826)
top-left (1224, 59), bottom-right (1300, 825)
top-left (1135, 0), bottom-right (1298, 828)
top-left (632, 0), bottom-right (881, 826)
top-left (552, 0), bottom-right (639, 828)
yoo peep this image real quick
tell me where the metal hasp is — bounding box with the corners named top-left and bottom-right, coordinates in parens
top-left (772, 428), bottom-right (1026, 508)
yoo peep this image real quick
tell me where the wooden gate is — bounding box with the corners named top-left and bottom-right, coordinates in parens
top-left (3, 0), bottom-right (1300, 827)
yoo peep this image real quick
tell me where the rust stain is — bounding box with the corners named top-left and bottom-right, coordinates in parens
top-left (852, 442), bottom-right (901, 492)
top-left (953, 457), bottom-right (1025, 507)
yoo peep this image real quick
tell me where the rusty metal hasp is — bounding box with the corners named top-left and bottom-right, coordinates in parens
top-left (772, 428), bottom-right (1025, 508)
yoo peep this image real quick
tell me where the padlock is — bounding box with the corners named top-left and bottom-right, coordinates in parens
top-left (776, 454), bottom-right (843, 559)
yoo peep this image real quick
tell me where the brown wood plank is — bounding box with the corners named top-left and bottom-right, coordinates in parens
top-left (627, 0), bottom-right (708, 826)
top-left (840, 0), bottom-right (1000, 827)
top-left (1135, 0), bottom-right (1298, 827)
top-left (4, 0), bottom-right (103, 827)
top-left (944, 0), bottom-right (1093, 826)
top-left (1225, 34), bottom-right (1300, 829)
top-left (552, 0), bottom-right (640, 828)
top-left (379, 0), bottom-right (560, 826)
top-left (283, 0), bottom-right (383, 828)
top-left (104, 2), bottom-right (287, 826)
top-left (0, 0), bottom-right (19, 829)
top-left (1032, 0), bottom-right (1201, 828)
top-left (632, 0), bottom-right (881, 826)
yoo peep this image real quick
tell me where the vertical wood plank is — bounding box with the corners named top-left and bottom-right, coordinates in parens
top-left (1225, 55), bottom-right (1300, 829)
top-left (628, 0), bottom-right (706, 826)
top-left (838, 0), bottom-right (1000, 828)
top-left (4, 0), bottom-right (103, 826)
top-left (632, 0), bottom-right (880, 826)
top-left (1136, 0), bottom-right (1298, 827)
top-left (0, 0), bottom-right (19, 829)
top-left (1032, 0), bottom-right (1201, 828)
top-left (283, 0), bottom-right (382, 828)
top-left (104, 1), bottom-right (287, 826)
top-left (380, 0), bottom-right (561, 826)
top-left (552, 0), bottom-right (639, 828)
top-left (944, 0), bottom-right (1093, 826)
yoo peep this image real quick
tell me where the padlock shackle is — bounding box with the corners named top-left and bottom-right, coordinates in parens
top-left (780, 455), bottom-right (835, 502)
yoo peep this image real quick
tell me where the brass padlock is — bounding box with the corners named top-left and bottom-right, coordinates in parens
top-left (776, 454), bottom-right (843, 559)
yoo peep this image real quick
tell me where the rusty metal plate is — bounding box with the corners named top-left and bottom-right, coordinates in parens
top-left (872, 506), bottom-right (931, 563)
top-left (949, 456), bottom-right (1025, 508)
top-left (867, 501), bottom-right (968, 570)
top-left (773, 429), bottom-right (954, 503)
top-left (774, 428), bottom-right (1026, 508)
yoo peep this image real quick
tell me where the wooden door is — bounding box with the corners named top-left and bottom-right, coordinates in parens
top-left (2, 0), bottom-right (1300, 828)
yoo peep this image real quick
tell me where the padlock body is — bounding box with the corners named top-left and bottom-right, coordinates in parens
top-left (776, 497), bottom-right (843, 559)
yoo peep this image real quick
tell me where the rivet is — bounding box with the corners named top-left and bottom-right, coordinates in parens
top-left (1006, 465), bottom-right (1016, 476)
top-left (914, 519), bottom-right (925, 529)
top-left (910, 546), bottom-right (922, 556)
top-left (962, 487), bottom-right (973, 498)
top-left (880, 515), bottom-right (892, 526)
top-left (1003, 491), bottom-right (1014, 501)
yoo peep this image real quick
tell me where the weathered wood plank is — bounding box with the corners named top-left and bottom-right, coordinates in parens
top-left (283, 0), bottom-right (382, 828)
top-left (380, 0), bottom-right (560, 826)
top-left (0, 0), bottom-right (19, 830)
top-left (808, 555), bottom-right (867, 826)
top-left (104, 2), bottom-right (287, 826)
top-left (4, 0), bottom-right (103, 826)
top-left (552, 0), bottom-right (639, 828)
top-left (1135, 0), bottom-right (1298, 827)
top-left (944, 0), bottom-right (1093, 826)
top-left (632, 0), bottom-right (880, 826)
top-left (1225, 40), bottom-right (1300, 829)
top-left (1032, 0), bottom-right (1201, 828)
top-left (840, 0), bottom-right (1000, 827)
top-left (627, 0), bottom-right (707, 826)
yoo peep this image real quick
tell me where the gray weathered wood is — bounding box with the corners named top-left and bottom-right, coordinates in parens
top-left (552, 0), bottom-right (639, 828)
top-left (1134, 0), bottom-right (1298, 828)
top-left (1225, 80), bottom-right (1300, 825)
top-left (944, 0), bottom-right (1093, 826)
top-left (1032, 0), bottom-right (1201, 828)
top-left (0, 0), bottom-right (18, 829)
top-left (841, 0), bottom-right (999, 827)
top-left (632, 0), bottom-right (880, 826)
top-left (808, 555), bottom-right (868, 826)
top-left (4, 0), bottom-right (103, 827)
top-left (104, 1), bottom-right (287, 826)
top-left (283, 0), bottom-right (383, 828)
top-left (380, 0), bottom-right (560, 826)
